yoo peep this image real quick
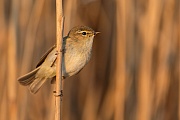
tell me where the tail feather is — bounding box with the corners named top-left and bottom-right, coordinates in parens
top-left (18, 66), bottom-right (49, 94)
top-left (18, 67), bottom-right (40, 86)
top-left (19, 75), bottom-right (35, 86)
top-left (29, 78), bottom-right (48, 94)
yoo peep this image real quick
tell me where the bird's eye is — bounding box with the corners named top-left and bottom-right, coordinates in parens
top-left (82, 32), bottom-right (87, 35)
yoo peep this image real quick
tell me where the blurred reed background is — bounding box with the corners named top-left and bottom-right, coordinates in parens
top-left (0, 0), bottom-right (179, 120)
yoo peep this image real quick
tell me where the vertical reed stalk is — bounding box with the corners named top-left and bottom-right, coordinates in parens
top-left (7, 0), bottom-right (18, 119)
top-left (115, 0), bottom-right (126, 119)
top-left (55, 0), bottom-right (64, 120)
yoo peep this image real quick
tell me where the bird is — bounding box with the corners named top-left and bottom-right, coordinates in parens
top-left (18, 26), bottom-right (99, 94)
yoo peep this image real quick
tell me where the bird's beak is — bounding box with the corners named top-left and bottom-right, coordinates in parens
top-left (94, 32), bottom-right (100, 36)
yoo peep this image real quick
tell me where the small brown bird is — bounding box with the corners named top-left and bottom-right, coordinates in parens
top-left (18, 26), bottom-right (99, 94)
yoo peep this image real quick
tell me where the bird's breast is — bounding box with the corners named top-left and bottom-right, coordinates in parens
top-left (62, 40), bottom-right (93, 77)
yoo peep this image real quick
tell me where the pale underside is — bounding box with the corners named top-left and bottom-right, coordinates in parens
top-left (36, 36), bottom-right (94, 80)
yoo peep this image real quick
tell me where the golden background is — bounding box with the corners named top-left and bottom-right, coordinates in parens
top-left (0, 0), bottom-right (179, 120)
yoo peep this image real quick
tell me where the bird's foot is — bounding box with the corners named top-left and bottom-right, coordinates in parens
top-left (60, 48), bottom-right (66, 53)
top-left (55, 51), bottom-right (60, 55)
top-left (55, 48), bottom-right (65, 55)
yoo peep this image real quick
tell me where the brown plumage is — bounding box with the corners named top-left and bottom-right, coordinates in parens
top-left (18, 26), bottom-right (99, 94)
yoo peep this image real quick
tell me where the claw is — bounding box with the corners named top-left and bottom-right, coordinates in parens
top-left (60, 48), bottom-right (66, 53)
top-left (55, 51), bottom-right (60, 55)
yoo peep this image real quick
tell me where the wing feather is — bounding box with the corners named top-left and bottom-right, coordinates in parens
top-left (36, 45), bottom-right (56, 67)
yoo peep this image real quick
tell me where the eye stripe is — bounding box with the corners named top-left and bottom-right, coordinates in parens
top-left (76, 31), bottom-right (92, 36)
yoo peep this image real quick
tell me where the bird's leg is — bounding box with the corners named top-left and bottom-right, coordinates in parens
top-left (51, 77), bottom-right (56, 84)
top-left (55, 48), bottom-right (65, 55)
top-left (60, 48), bottom-right (66, 53)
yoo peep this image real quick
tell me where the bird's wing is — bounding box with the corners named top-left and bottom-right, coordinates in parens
top-left (36, 45), bottom-right (56, 67)
top-left (36, 37), bottom-right (67, 68)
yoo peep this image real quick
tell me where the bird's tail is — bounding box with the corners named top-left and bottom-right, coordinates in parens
top-left (18, 67), bottom-right (48, 94)
top-left (29, 77), bottom-right (48, 94)
top-left (18, 67), bottom-right (40, 86)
